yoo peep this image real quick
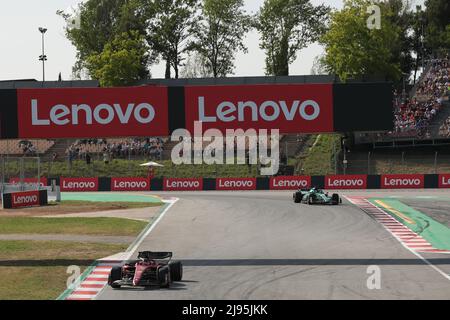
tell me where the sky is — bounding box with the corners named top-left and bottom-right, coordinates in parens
top-left (0, 0), bottom-right (424, 81)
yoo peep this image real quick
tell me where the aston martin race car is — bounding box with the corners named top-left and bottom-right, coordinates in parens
top-left (293, 187), bottom-right (342, 205)
top-left (108, 251), bottom-right (183, 289)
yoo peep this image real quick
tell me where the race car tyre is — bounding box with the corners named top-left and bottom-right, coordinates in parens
top-left (332, 194), bottom-right (340, 205)
top-left (294, 193), bottom-right (303, 203)
top-left (108, 266), bottom-right (122, 289)
top-left (169, 261), bottom-right (183, 281)
top-left (158, 266), bottom-right (171, 288)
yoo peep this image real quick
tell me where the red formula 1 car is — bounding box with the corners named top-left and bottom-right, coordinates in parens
top-left (108, 251), bottom-right (183, 289)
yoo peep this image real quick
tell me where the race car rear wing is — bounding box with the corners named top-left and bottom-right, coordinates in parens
top-left (138, 251), bottom-right (173, 260)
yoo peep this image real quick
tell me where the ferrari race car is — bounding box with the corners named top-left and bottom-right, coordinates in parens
top-left (293, 187), bottom-right (342, 205)
top-left (108, 251), bottom-right (183, 289)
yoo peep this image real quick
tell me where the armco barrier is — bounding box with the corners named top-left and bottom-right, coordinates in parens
top-left (41, 174), bottom-right (450, 191)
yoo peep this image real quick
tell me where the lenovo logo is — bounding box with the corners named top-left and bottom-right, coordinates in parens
top-left (216, 178), bottom-right (256, 190)
top-left (198, 97), bottom-right (320, 123)
top-left (61, 178), bottom-right (99, 191)
top-left (9, 177), bottom-right (47, 187)
top-left (164, 178), bottom-right (203, 191)
top-left (381, 174), bottom-right (424, 189)
top-left (13, 194), bottom-right (38, 205)
top-left (111, 178), bottom-right (150, 191)
top-left (270, 176), bottom-right (310, 190)
top-left (325, 175), bottom-right (367, 189)
top-left (31, 100), bottom-right (155, 126)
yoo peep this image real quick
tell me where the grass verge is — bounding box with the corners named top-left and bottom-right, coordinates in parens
top-left (0, 216), bottom-right (148, 236)
top-left (0, 200), bottom-right (162, 217)
top-left (0, 240), bottom-right (127, 300)
top-left (295, 134), bottom-right (341, 175)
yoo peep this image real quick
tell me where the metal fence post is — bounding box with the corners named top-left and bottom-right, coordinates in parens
top-left (37, 157), bottom-right (41, 189)
top-left (333, 140), bottom-right (337, 175)
top-left (434, 151), bottom-right (438, 174)
top-left (368, 151), bottom-right (371, 175)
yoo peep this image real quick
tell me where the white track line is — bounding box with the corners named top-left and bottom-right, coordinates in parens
top-left (344, 196), bottom-right (450, 281)
top-left (125, 198), bottom-right (179, 259)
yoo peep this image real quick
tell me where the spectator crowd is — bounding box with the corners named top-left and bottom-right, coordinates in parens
top-left (393, 55), bottom-right (450, 138)
top-left (67, 137), bottom-right (166, 163)
top-left (439, 116), bottom-right (450, 138)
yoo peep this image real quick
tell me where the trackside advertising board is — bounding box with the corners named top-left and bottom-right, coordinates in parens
top-left (270, 176), bottom-right (311, 190)
top-left (12, 173), bottom-right (450, 192)
top-left (163, 178), bottom-right (203, 191)
top-left (9, 177), bottom-right (48, 188)
top-left (60, 177), bottom-right (99, 192)
top-left (111, 177), bottom-right (151, 191)
top-left (216, 178), bottom-right (257, 190)
top-left (1, 82), bottom-right (395, 139)
top-left (184, 84), bottom-right (334, 134)
top-left (17, 86), bottom-right (169, 138)
top-left (438, 174), bottom-right (450, 188)
top-left (381, 174), bottom-right (425, 189)
top-left (2, 190), bottom-right (48, 209)
top-left (325, 175), bottom-right (368, 189)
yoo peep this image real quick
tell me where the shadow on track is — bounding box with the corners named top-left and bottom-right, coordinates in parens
top-left (180, 258), bottom-right (450, 266)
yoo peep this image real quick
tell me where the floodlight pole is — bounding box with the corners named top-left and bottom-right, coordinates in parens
top-left (39, 27), bottom-right (48, 82)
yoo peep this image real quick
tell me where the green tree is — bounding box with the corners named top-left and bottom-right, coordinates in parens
top-left (384, 1), bottom-right (415, 84)
top-left (192, 0), bottom-right (251, 78)
top-left (181, 52), bottom-right (212, 78)
top-left (58, 0), bottom-right (150, 80)
top-left (255, 0), bottom-right (329, 76)
top-left (320, 0), bottom-right (402, 82)
top-left (146, 0), bottom-right (200, 79)
top-left (87, 31), bottom-right (149, 87)
top-left (411, 5), bottom-right (427, 83)
top-left (424, 0), bottom-right (450, 52)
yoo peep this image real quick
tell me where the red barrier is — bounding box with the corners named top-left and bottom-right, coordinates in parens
top-left (381, 174), bottom-right (424, 189)
top-left (60, 177), bottom-right (99, 192)
top-left (9, 177), bottom-right (47, 187)
top-left (17, 86), bottom-right (169, 138)
top-left (270, 176), bottom-right (311, 190)
top-left (184, 84), bottom-right (334, 134)
top-left (10, 190), bottom-right (40, 208)
top-left (163, 178), bottom-right (203, 191)
top-left (439, 174), bottom-right (450, 188)
top-left (216, 177), bottom-right (257, 190)
top-left (111, 177), bottom-right (151, 191)
top-left (325, 175), bottom-right (367, 189)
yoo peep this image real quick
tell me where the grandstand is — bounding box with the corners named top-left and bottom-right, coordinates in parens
top-left (0, 140), bottom-right (54, 156)
top-left (354, 56), bottom-right (450, 146)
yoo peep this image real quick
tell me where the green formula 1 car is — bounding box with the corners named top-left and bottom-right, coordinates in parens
top-left (293, 187), bottom-right (342, 205)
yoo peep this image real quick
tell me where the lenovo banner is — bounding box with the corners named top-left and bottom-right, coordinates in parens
top-left (10, 190), bottom-right (40, 208)
top-left (216, 177), bottom-right (257, 191)
top-left (163, 178), bottom-right (203, 191)
top-left (61, 177), bottom-right (99, 192)
top-left (381, 174), bottom-right (425, 189)
top-left (17, 86), bottom-right (169, 138)
top-left (184, 84), bottom-right (334, 134)
top-left (325, 175), bottom-right (368, 189)
top-left (270, 176), bottom-right (311, 190)
top-left (9, 177), bottom-right (48, 187)
top-left (111, 177), bottom-right (151, 191)
top-left (438, 174), bottom-right (450, 188)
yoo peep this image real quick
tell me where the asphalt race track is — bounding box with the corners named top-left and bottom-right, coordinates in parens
top-left (98, 190), bottom-right (450, 300)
